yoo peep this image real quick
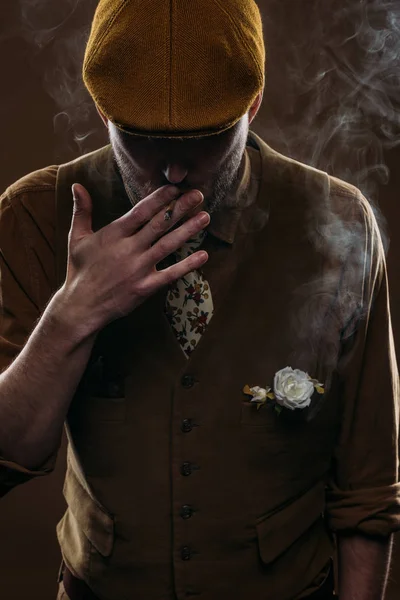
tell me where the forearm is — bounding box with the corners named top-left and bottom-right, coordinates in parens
top-left (338, 533), bottom-right (393, 600)
top-left (0, 288), bottom-right (99, 470)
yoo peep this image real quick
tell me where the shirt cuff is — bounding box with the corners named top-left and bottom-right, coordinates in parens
top-left (326, 482), bottom-right (400, 537)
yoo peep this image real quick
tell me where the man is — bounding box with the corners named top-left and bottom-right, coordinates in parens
top-left (0, 1), bottom-right (399, 599)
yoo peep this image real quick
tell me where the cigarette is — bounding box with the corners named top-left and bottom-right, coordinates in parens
top-left (164, 200), bottom-right (176, 221)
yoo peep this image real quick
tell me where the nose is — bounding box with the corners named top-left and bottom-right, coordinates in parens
top-left (163, 164), bottom-right (188, 184)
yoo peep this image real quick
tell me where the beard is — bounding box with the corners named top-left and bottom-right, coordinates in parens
top-left (112, 130), bottom-right (249, 216)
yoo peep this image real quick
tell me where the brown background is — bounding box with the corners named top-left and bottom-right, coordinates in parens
top-left (1, 1), bottom-right (399, 598)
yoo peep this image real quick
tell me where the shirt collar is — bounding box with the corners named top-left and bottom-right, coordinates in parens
top-left (205, 145), bottom-right (258, 244)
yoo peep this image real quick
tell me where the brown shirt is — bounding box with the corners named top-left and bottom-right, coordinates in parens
top-left (0, 131), bottom-right (399, 600)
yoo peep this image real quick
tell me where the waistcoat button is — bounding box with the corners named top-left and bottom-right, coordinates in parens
top-left (181, 419), bottom-right (193, 433)
top-left (180, 504), bottom-right (193, 519)
top-left (181, 374), bottom-right (195, 388)
top-left (181, 462), bottom-right (192, 476)
top-left (181, 546), bottom-right (192, 560)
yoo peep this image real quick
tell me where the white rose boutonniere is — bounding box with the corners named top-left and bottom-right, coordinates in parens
top-left (243, 366), bottom-right (325, 415)
top-left (242, 385), bottom-right (275, 407)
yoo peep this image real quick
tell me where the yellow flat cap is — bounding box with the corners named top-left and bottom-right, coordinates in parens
top-left (83, 0), bottom-right (265, 138)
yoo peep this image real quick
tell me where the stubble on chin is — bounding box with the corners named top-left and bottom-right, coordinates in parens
top-left (114, 143), bottom-right (246, 216)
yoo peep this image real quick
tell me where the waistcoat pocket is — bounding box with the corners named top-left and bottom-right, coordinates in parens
top-left (77, 394), bottom-right (126, 422)
top-left (60, 466), bottom-right (115, 558)
top-left (241, 400), bottom-right (277, 427)
top-left (256, 479), bottom-right (326, 564)
top-left (71, 352), bottom-right (127, 422)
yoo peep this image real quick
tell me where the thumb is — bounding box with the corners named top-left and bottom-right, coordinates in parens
top-left (70, 183), bottom-right (94, 240)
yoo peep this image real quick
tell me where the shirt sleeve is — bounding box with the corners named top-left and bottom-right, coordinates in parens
top-left (325, 191), bottom-right (400, 537)
top-left (0, 188), bottom-right (59, 497)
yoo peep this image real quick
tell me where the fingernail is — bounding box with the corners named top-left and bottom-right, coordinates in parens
top-left (188, 191), bottom-right (203, 204)
top-left (198, 213), bottom-right (210, 224)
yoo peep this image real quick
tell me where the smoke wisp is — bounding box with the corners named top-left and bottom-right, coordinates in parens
top-left (17, 0), bottom-right (102, 160)
top-left (255, 0), bottom-right (400, 416)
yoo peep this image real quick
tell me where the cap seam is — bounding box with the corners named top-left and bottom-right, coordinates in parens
top-left (85, 0), bottom-right (130, 72)
top-left (212, 0), bottom-right (264, 82)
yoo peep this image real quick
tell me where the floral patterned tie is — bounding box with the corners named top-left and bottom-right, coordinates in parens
top-left (165, 230), bottom-right (214, 358)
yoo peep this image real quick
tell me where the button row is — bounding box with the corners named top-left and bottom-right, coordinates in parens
top-left (180, 375), bottom-right (198, 564)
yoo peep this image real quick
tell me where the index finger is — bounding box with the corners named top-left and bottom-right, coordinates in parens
top-left (114, 185), bottom-right (181, 237)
